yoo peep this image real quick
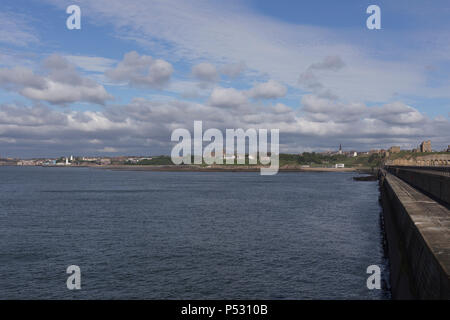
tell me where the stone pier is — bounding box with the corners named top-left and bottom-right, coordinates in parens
top-left (379, 167), bottom-right (450, 299)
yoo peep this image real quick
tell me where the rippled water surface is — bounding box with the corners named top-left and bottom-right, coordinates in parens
top-left (0, 166), bottom-right (390, 299)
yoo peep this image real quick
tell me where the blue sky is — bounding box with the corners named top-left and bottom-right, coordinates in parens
top-left (0, 0), bottom-right (449, 157)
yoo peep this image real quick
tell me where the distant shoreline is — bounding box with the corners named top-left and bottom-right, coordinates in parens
top-left (2, 164), bottom-right (373, 173)
top-left (99, 165), bottom-right (360, 173)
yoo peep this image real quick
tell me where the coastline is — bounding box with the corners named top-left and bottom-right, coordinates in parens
top-left (98, 165), bottom-right (360, 172)
top-left (2, 164), bottom-right (376, 173)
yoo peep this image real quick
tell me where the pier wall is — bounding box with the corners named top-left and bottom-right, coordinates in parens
top-left (385, 166), bottom-right (450, 205)
top-left (379, 169), bottom-right (450, 299)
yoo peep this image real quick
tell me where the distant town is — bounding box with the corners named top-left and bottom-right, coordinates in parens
top-left (1, 140), bottom-right (449, 168)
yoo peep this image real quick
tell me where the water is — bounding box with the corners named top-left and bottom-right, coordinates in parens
top-left (0, 166), bottom-right (390, 299)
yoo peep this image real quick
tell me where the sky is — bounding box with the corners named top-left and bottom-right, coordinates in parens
top-left (0, 0), bottom-right (449, 158)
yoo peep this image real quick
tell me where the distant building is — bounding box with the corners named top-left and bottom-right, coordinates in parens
top-left (100, 158), bottom-right (111, 165)
top-left (388, 146), bottom-right (401, 153)
top-left (447, 145), bottom-right (450, 152)
top-left (17, 160), bottom-right (36, 166)
top-left (338, 144), bottom-right (342, 155)
top-left (420, 140), bottom-right (432, 153)
top-left (224, 154), bottom-right (236, 161)
top-left (43, 160), bottom-right (57, 166)
top-left (386, 154), bottom-right (450, 166)
top-left (335, 163), bottom-right (345, 168)
top-left (260, 156), bottom-right (271, 163)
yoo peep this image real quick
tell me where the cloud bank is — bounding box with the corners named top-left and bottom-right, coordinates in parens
top-left (1, 94), bottom-right (448, 157)
top-left (0, 55), bottom-right (112, 105)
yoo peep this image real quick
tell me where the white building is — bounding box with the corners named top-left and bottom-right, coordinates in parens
top-left (224, 154), bottom-right (236, 161)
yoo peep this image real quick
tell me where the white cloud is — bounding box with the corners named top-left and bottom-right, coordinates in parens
top-left (209, 87), bottom-right (248, 108)
top-left (248, 80), bottom-right (287, 99)
top-left (370, 102), bottom-right (425, 125)
top-left (21, 80), bottom-right (111, 105)
top-left (192, 62), bottom-right (219, 83)
top-left (65, 55), bottom-right (117, 73)
top-left (106, 51), bottom-right (173, 88)
top-left (0, 67), bottom-right (45, 89)
top-left (0, 55), bottom-right (112, 105)
top-left (220, 62), bottom-right (246, 78)
top-left (298, 56), bottom-right (346, 99)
